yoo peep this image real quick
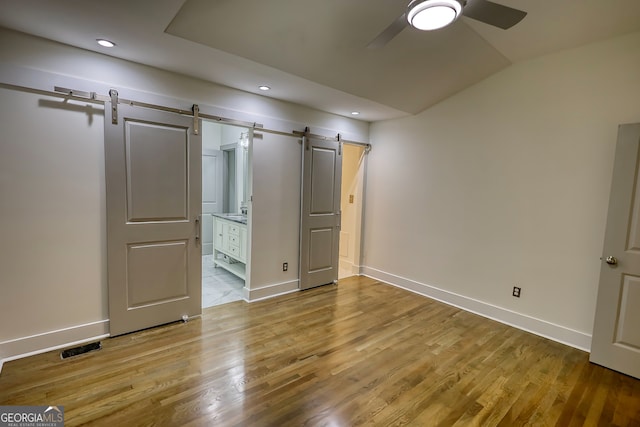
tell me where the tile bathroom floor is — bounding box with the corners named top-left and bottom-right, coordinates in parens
top-left (202, 255), bottom-right (245, 308)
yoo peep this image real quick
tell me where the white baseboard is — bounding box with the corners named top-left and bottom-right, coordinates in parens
top-left (244, 279), bottom-right (299, 302)
top-left (361, 266), bottom-right (592, 352)
top-left (352, 264), bottom-right (363, 275)
top-left (340, 259), bottom-right (362, 277)
top-left (0, 320), bottom-right (110, 373)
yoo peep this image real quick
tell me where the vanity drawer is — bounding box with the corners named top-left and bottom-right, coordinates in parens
top-left (228, 244), bottom-right (240, 257)
top-left (227, 224), bottom-right (240, 236)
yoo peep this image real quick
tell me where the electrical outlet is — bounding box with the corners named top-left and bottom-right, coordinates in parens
top-left (512, 286), bottom-right (521, 298)
top-left (283, 262), bottom-right (288, 272)
top-left (349, 194), bottom-right (354, 204)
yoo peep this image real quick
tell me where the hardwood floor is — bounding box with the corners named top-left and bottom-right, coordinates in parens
top-left (1, 276), bottom-right (639, 426)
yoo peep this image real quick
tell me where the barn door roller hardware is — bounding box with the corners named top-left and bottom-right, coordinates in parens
top-left (50, 85), bottom-right (370, 147)
top-left (295, 127), bottom-right (370, 152)
top-left (192, 104), bottom-right (200, 135)
top-left (109, 89), bottom-right (119, 124)
top-left (53, 86), bottom-right (262, 130)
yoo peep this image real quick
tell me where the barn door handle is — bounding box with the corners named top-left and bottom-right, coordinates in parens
top-left (605, 256), bottom-right (618, 265)
top-left (195, 216), bottom-right (201, 242)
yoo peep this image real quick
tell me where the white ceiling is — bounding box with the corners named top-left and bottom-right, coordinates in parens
top-left (1, 0), bottom-right (640, 122)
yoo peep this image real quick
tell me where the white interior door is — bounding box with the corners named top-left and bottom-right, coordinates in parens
top-left (590, 123), bottom-right (640, 379)
top-left (300, 136), bottom-right (342, 290)
top-left (105, 102), bottom-right (202, 336)
top-left (202, 148), bottom-right (223, 255)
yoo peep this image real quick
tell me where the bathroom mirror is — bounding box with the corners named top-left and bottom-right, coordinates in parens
top-left (221, 127), bottom-right (249, 214)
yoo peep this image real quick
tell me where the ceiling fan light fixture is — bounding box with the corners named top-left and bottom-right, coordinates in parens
top-left (407, 0), bottom-right (462, 31)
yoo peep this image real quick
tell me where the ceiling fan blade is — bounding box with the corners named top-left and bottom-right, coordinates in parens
top-left (462, 0), bottom-right (527, 30)
top-left (367, 13), bottom-right (408, 49)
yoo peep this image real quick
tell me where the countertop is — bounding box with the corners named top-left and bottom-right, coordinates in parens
top-left (212, 213), bottom-right (247, 225)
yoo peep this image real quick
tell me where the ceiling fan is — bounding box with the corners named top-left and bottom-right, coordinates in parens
top-left (367, 0), bottom-right (527, 49)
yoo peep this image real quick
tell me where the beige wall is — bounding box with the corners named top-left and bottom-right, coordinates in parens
top-left (248, 132), bottom-right (302, 299)
top-left (364, 31), bottom-right (640, 347)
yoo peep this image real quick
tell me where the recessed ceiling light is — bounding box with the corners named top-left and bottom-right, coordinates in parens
top-left (351, 111), bottom-right (361, 116)
top-left (96, 39), bottom-right (116, 48)
top-left (258, 85), bottom-right (271, 91)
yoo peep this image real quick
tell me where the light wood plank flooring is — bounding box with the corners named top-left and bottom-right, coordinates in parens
top-left (1, 276), bottom-right (639, 426)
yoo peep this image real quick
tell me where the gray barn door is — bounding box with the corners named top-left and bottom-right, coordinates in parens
top-left (590, 123), bottom-right (640, 379)
top-left (300, 136), bottom-right (342, 290)
top-left (105, 102), bottom-right (202, 336)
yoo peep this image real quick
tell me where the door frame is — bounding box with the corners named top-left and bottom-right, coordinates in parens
top-left (338, 143), bottom-right (367, 279)
top-left (202, 147), bottom-right (224, 256)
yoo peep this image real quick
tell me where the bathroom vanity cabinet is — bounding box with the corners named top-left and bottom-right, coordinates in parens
top-left (213, 214), bottom-right (247, 280)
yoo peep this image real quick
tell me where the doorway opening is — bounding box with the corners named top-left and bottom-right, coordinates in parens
top-left (338, 144), bottom-right (366, 280)
top-left (201, 120), bottom-right (250, 308)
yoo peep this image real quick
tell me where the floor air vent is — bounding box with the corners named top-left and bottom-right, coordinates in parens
top-left (60, 341), bottom-right (102, 359)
